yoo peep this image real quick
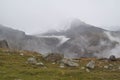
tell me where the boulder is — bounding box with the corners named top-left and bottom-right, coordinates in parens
top-left (36, 62), bottom-right (44, 66)
top-left (61, 58), bottom-right (79, 67)
top-left (109, 55), bottom-right (116, 61)
top-left (81, 67), bottom-right (85, 70)
top-left (104, 65), bottom-right (109, 69)
top-left (86, 68), bottom-right (90, 72)
top-left (0, 40), bottom-right (9, 48)
top-left (86, 60), bottom-right (95, 69)
top-left (59, 63), bottom-right (65, 68)
top-left (45, 53), bottom-right (63, 62)
top-left (20, 53), bottom-right (24, 56)
top-left (27, 57), bottom-right (37, 64)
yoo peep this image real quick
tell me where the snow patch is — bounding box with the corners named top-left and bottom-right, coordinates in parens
top-left (103, 31), bottom-right (120, 58)
top-left (38, 35), bottom-right (70, 45)
top-left (104, 31), bottom-right (120, 42)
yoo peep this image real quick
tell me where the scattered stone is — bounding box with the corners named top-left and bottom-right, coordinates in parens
top-left (109, 55), bottom-right (116, 61)
top-left (59, 63), bottom-right (65, 68)
top-left (20, 53), bottom-right (24, 56)
top-left (109, 64), bottom-right (113, 67)
top-left (27, 57), bottom-right (37, 64)
top-left (61, 58), bottom-right (79, 67)
top-left (36, 62), bottom-right (44, 66)
top-left (86, 60), bottom-right (95, 69)
top-left (14, 79), bottom-right (22, 80)
top-left (86, 68), bottom-right (90, 72)
top-left (104, 65), bottom-right (109, 69)
top-left (52, 62), bottom-right (56, 64)
top-left (81, 67), bottom-right (85, 70)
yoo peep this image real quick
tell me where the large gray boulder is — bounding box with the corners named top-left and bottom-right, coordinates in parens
top-left (27, 57), bottom-right (37, 64)
top-left (61, 58), bottom-right (79, 67)
top-left (109, 55), bottom-right (116, 61)
top-left (0, 40), bottom-right (9, 48)
top-left (86, 60), bottom-right (95, 69)
top-left (45, 53), bottom-right (64, 62)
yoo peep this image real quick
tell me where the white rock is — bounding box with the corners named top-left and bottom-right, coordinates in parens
top-left (36, 62), bottom-right (44, 66)
top-left (86, 68), bottom-right (90, 72)
top-left (104, 66), bottom-right (109, 69)
top-left (20, 53), bottom-right (24, 56)
top-left (27, 57), bottom-right (37, 64)
top-left (81, 67), bottom-right (85, 70)
top-left (52, 62), bottom-right (56, 64)
top-left (59, 63), bottom-right (65, 68)
top-left (86, 60), bottom-right (95, 69)
top-left (61, 58), bottom-right (79, 67)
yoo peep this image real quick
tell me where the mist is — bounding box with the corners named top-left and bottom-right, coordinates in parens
top-left (0, 0), bottom-right (120, 34)
top-left (103, 31), bottom-right (120, 58)
top-left (93, 31), bottom-right (120, 58)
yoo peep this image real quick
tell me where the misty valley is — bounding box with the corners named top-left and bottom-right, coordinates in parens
top-left (1, 0), bottom-right (120, 79)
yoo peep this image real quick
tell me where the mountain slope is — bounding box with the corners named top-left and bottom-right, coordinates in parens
top-left (1, 19), bottom-right (120, 58)
top-left (0, 24), bottom-right (26, 49)
top-left (0, 25), bottom-right (60, 54)
top-left (38, 19), bottom-right (120, 58)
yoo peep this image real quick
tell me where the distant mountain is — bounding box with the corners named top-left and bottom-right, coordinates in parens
top-left (1, 19), bottom-right (120, 58)
top-left (0, 24), bottom-right (26, 49)
top-left (36, 19), bottom-right (120, 58)
top-left (0, 25), bottom-right (60, 53)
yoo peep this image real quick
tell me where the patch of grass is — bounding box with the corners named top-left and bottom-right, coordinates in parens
top-left (0, 49), bottom-right (120, 80)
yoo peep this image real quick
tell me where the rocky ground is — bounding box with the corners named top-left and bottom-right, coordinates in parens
top-left (0, 48), bottom-right (120, 80)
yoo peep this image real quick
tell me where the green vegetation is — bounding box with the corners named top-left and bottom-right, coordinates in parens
top-left (0, 49), bottom-right (120, 80)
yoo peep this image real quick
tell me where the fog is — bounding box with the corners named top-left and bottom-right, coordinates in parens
top-left (0, 0), bottom-right (120, 34)
top-left (94, 31), bottom-right (120, 58)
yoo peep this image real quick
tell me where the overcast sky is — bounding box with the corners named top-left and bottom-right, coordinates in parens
top-left (0, 0), bottom-right (120, 34)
